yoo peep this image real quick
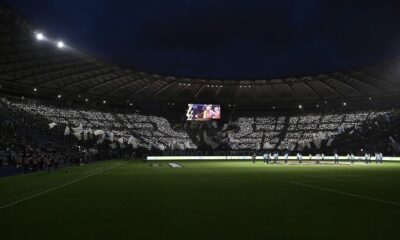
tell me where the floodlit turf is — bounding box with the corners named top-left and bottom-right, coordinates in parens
top-left (1, 160), bottom-right (400, 240)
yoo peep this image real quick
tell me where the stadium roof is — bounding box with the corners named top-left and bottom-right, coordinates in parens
top-left (1, 6), bottom-right (400, 106)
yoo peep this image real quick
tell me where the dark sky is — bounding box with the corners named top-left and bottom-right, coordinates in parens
top-left (3, 0), bottom-right (400, 79)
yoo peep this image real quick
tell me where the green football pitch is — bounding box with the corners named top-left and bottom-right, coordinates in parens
top-left (1, 160), bottom-right (400, 240)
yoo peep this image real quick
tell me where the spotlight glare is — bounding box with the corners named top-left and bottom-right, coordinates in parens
top-left (298, 104), bottom-right (303, 109)
top-left (36, 33), bottom-right (44, 40)
top-left (57, 94), bottom-right (61, 98)
top-left (343, 102), bottom-right (347, 106)
top-left (57, 41), bottom-right (64, 48)
top-left (33, 88), bottom-right (37, 92)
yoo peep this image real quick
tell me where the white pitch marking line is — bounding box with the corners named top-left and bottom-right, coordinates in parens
top-left (291, 181), bottom-right (400, 206)
top-left (0, 162), bottom-right (124, 210)
top-left (84, 166), bottom-right (106, 174)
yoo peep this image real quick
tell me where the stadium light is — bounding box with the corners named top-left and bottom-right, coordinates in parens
top-left (33, 88), bottom-right (37, 92)
top-left (316, 104), bottom-right (319, 108)
top-left (130, 103), bottom-right (133, 106)
top-left (103, 100), bottom-right (107, 104)
top-left (57, 94), bottom-right (61, 98)
top-left (298, 104), bottom-right (303, 109)
top-left (343, 102), bottom-right (347, 106)
top-left (36, 33), bottom-right (44, 40)
top-left (369, 97), bottom-right (372, 101)
top-left (85, 98), bottom-right (89, 102)
top-left (57, 41), bottom-right (64, 48)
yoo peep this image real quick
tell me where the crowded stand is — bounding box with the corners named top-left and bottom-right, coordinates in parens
top-left (1, 93), bottom-right (399, 176)
top-left (6, 97), bottom-right (197, 152)
top-left (226, 109), bottom-right (397, 155)
top-left (0, 99), bottom-right (95, 176)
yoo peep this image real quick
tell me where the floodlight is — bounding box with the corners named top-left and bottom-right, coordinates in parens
top-left (57, 41), bottom-right (64, 48)
top-left (36, 33), bottom-right (44, 40)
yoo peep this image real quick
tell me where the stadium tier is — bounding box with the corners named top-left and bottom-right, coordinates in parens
top-left (1, 96), bottom-right (399, 158)
top-left (1, 5), bottom-right (400, 106)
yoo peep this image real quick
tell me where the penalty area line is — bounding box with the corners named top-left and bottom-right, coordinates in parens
top-left (291, 181), bottom-right (400, 207)
top-left (0, 162), bottom-right (124, 210)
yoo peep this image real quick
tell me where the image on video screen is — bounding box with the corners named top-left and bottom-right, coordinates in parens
top-left (186, 104), bottom-right (221, 121)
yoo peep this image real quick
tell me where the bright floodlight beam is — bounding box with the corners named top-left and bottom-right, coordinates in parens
top-left (36, 33), bottom-right (44, 40)
top-left (57, 41), bottom-right (64, 48)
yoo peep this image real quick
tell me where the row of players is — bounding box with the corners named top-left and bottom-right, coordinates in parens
top-left (251, 152), bottom-right (384, 165)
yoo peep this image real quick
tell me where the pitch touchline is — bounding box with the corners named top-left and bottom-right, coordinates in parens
top-left (291, 181), bottom-right (400, 206)
top-left (0, 162), bottom-right (124, 210)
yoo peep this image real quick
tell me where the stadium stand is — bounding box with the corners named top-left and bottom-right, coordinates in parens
top-left (1, 96), bottom-right (399, 159)
top-left (0, 4), bottom-right (400, 174)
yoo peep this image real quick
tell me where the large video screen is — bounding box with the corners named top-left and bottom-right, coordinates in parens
top-left (186, 104), bottom-right (221, 121)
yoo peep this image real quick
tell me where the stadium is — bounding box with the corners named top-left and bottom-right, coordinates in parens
top-left (1, 2), bottom-right (400, 239)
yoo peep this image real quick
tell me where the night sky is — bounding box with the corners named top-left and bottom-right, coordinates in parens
top-left (3, 0), bottom-right (400, 79)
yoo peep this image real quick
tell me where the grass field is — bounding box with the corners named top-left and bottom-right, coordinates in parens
top-left (1, 160), bottom-right (400, 240)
